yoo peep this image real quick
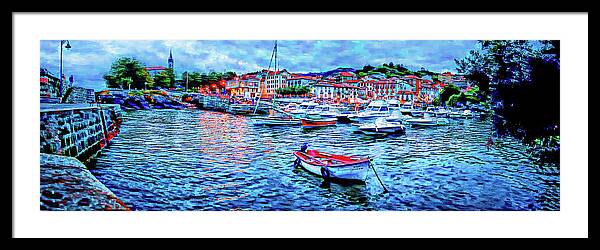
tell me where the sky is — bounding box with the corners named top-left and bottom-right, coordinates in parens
top-left (40, 40), bottom-right (478, 91)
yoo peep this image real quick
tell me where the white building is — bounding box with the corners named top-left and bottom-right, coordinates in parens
top-left (287, 76), bottom-right (316, 88)
top-left (265, 69), bottom-right (291, 97)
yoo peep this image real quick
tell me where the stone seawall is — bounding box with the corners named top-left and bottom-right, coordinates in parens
top-left (39, 104), bottom-right (127, 211)
top-left (40, 153), bottom-right (130, 211)
top-left (40, 104), bottom-right (122, 164)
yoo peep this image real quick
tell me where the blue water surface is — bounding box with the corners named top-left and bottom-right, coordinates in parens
top-left (90, 109), bottom-right (559, 211)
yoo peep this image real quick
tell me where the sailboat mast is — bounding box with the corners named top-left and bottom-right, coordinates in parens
top-left (253, 40), bottom-right (278, 114)
top-left (273, 41), bottom-right (278, 105)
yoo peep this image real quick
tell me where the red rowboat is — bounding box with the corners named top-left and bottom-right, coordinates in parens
top-left (293, 149), bottom-right (370, 182)
top-left (300, 118), bottom-right (337, 128)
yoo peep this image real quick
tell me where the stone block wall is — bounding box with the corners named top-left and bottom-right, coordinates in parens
top-left (40, 105), bottom-right (122, 163)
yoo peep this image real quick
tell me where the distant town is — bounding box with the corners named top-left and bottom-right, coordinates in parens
top-left (40, 50), bottom-right (472, 105)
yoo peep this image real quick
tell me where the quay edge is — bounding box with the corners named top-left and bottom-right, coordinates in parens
top-left (39, 103), bottom-right (128, 211)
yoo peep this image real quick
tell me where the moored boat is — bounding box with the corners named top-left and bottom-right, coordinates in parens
top-left (358, 117), bottom-right (406, 135)
top-left (293, 147), bottom-right (370, 182)
top-left (251, 116), bottom-right (300, 126)
top-left (447, 108), bottom-right (463, 118)
top-left (405, 115), bottom-right (449, 127)
top-left (462, 109), bottom-right (476, 118)
top-left (300, 117), bottom-right (337, 128)
top-left (290, 102), bottom-right (319, 115)
top-left (318, 105), bottom-right (340, 118)
top-left (399, 101), bottom-right (415, 115)
top-left (228, 104), bottom-right (259, 115)
top-left (357, 100), bottom-right (391, 120)
top-left (385, 111), bottom-right (411, 122)
top-left (386, 99), bottom-right (401, 112)
top-left (336, 111), bottom-right (359, 124)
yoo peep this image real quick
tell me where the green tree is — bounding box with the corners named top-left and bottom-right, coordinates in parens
top-left (187, 72), bottom-right (203, 89)
top-left (454, 40), bottom-right (560, 143)
top-left (153, 68), bottom-right (175, 89)
top-left (223, 71), bottom-right (237, 80)
top-left (439, 84), bottom-right (461, 105)
top-left (103, 57), bottom-right (152, 90)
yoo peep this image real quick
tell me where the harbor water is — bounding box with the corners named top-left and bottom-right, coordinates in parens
top-left (90, 109), bottom-right (559, 211)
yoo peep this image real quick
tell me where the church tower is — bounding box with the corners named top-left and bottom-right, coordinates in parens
top-left (168, 49), bottom-right (174, 69)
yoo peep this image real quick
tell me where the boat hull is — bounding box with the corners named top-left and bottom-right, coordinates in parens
top-left (252, 117), bottom-right (300, 126)
top-left (359, 126), bottom-right (405, 135)
top-left (406, 119), bottom-right (436, 126)
top-left (293, 152), bottom-right (369, 182)
top-left (300, 118), bottom-right (337, 128)
top-left (336, 115), bottom-right (358, 124)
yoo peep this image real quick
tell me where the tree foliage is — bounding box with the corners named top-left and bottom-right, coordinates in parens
top-left (276, 86), bottom-right (311, 96)
top-left (439, 84), bottom-right (461, 105)
top-left (104, 57), bottom-right (152, 90)
top-left (153, 68), bottom-right (175, 89)
top-left (454, 40), bottom-right (560, 141)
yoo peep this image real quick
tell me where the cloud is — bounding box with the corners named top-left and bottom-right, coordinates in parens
top-left (40, 40), bottom-right (478, 90)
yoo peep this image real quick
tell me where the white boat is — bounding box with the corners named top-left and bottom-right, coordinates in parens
top-left (251, 115), bottom-right (300, 126)
top-left (385, 110), bottom-right (410, 122)
top-left (405, 114), bottom-right (449, 127)
top-left (424, 106), bottom-right (437, 117)
top-left (410, 110), bottom-right (425, 117)
top-left (448, 108), bottom-right (463, 118)
top-left (359, 117), bottom-right (406, 135)
top-left (399, 102), bottom-right (415, 115)
top-left (283, 103), bottom-right (299, 113)
top-left (462, 109), bottom-right (476, 118)
top-left (435, 107), bottom-right (449, 117)
top-left (386, 99), bottom-right (401, 112)
top-left (291, 102), bottom-right (319, 115)
top-left (293, 148), bottom-right (370, 182)
top-left (357, 100), bottom-right (391, 119)
top-left (318, 105), bottom-right (340, 118)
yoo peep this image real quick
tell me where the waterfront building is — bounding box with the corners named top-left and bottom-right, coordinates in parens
top-left (287, 75), bottom-right (317, 88)
top-left (439, 72), bottom-right (453, 83)
top-left (335, 71), bottom-right (357, 82)
top-left (439, 72), bottom-right (472, 90)
top-left (312, 81), bottom-right (364, 102)
top-left (40, 68), bottom-right (60, 100)
top-left (226, 74), bottom-right (261, 99)
top-left (345, 79), bottom-right (361, 87)
top-left (451, 74), bottom-right (471, 89)
top-left (264, 69), bottom-right (291, 97)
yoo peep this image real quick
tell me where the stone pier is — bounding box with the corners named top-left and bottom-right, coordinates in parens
top-left (40, 103), bottom-right (122, 164)
top-left (40, 153), bottom-right (129, 211)
top-left (39, 103), bottom-right (127, 211)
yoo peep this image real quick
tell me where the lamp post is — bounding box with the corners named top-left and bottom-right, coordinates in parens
top-left (59, 40), bottom-right (72, 100)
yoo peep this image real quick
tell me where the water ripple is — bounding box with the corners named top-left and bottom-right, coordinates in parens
top-left (91, 109), bottom-right (560, 211)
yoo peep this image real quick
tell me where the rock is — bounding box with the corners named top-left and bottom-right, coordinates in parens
top-left (42, 189), bottom-right (63, 199)
top-left (77, 198), bottom-right (91, 206)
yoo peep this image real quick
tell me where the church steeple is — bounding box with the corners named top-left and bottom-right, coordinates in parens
top-left (168, 49), bottom-right (174, 69)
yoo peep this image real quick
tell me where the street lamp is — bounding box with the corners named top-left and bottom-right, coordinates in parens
top-left (59, 40), bottom-right (71, 100)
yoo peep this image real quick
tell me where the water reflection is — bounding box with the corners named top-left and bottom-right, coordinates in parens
top-left (91, 109), bottom-right (559, 211)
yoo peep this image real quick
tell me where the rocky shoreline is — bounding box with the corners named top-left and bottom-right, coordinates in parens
top-left (98, 90), bottom-right (202, 110)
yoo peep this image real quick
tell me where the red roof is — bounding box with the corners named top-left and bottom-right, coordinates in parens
top-left (288, 76), bottom-right (315, 80)
top-left (339, 72), bottom-right (354, 77)
top-left (145, 66), bottom-right (168, 71)
top-left (345, 79), bottom-right (360, 83)
top-left (332, 83), bottom-right (360, 89)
